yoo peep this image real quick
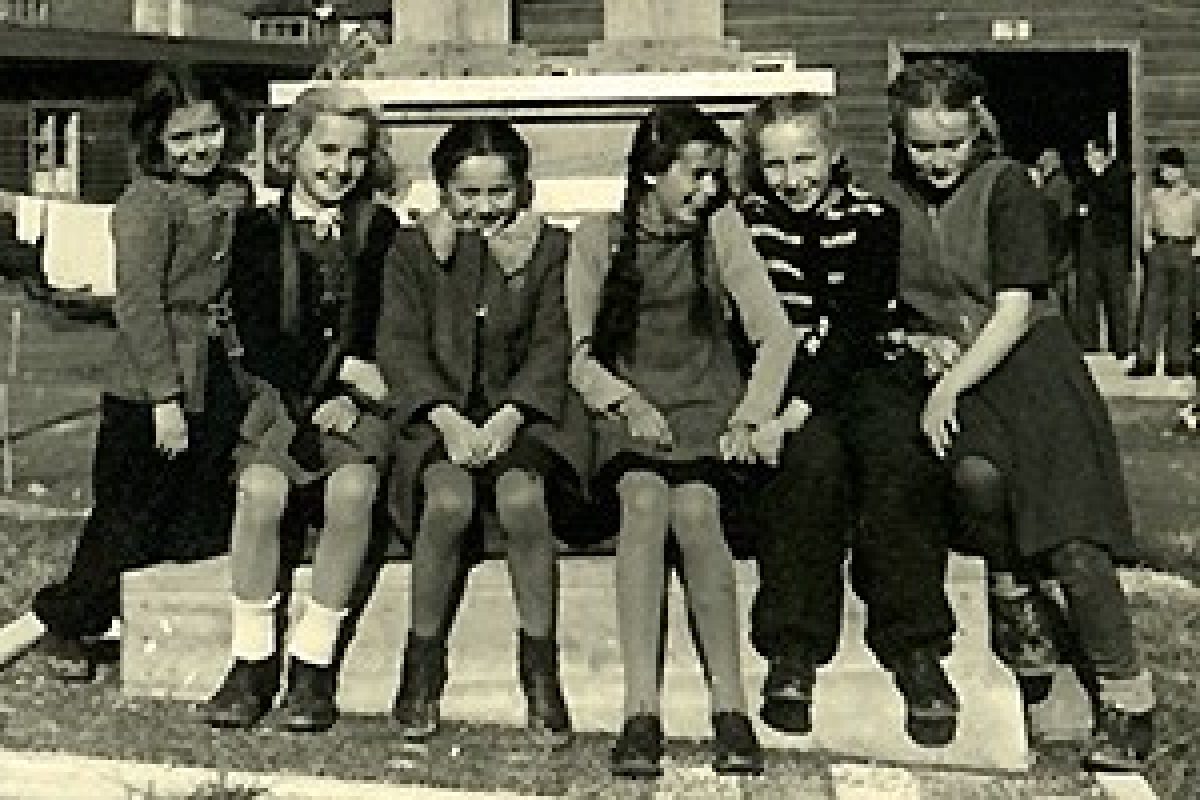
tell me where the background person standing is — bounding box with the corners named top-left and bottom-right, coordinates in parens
top-left (1075, 136), bottom-right (1134, 361)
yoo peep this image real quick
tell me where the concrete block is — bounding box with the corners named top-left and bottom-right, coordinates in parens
top-left (123, 553), bottom-right (1027, 770)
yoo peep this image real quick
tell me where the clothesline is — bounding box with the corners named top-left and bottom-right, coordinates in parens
top-left (0, 184), bottom-right (286, 299)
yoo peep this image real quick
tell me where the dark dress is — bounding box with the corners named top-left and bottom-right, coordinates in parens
top-left (228, 199), bottom-right (396, 486)
top-left (376, 215), bottom-right (591, 545)
top-left (881, 155), bottom-right (1137, 562)
top-left (32, 171), bottom-right (251, 640)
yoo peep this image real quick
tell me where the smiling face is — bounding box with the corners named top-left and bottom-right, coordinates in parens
top-left (293, 112), bottom-right (371, 207)
top-left (161, 101), bottom-right (226, 180)
top-left (757, 117), bottom-right (837, 212)
top-left (441, 154), bottom-right (522, 233)
top-left (902, 107), bottom-right (977, 189)
top-left (645, 140), bottom-right (727, 230)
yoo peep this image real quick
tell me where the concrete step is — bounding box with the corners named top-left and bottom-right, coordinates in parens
top-left (122, 553), bottom-right (1030, 771)
top-left (1087, 353), bottom-right (1195, 400)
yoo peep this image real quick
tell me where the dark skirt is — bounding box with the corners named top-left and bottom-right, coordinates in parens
top-left (232, 389), bottom-right (390, 486)
top-left (588, 451), bottom-right (746, 548)
top-left (403, 426), bottom-right (594, 553)
top-left (33, 343), bottom-right (245, 639)
top-left (950, 316), bottom-right (1137, 561)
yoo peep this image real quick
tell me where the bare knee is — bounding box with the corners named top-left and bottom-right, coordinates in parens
top-left (237, 465), bottom-right (289, 524)
top-left (325, 463), bottom-right (380, 522)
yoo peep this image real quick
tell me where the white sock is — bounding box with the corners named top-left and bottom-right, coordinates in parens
top-left (0, 611), bottom-right (47, 666)
top-left (231, 594), bottom-right (279, 662)
top-left (287, 600), bottom-right (347, 667)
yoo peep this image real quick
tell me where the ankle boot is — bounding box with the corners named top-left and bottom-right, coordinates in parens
top-left (391, 632), bottom-right (447, 741)
top-left (279, 658), bottom-right (338, 732)
top-left (1087, 704), bottom-right (1155, 772)
top-left (888, 647), bottom-right (961, 748)
top-left (712, 711), bottom-right (765, 776)
top-left (760, 654), bottom-right (817, 735)
top-left (200, 656), bottom-right (281, 729)
top-left (989, 587), bottom-right (1059, 704)
top-left (517, 631), bottom-right (571, 741)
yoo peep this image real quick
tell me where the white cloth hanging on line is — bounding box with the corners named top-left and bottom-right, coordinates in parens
top-left (16, 194), bottom-right (47, 245)
top-left (42, 200), bottom-right (116, 297)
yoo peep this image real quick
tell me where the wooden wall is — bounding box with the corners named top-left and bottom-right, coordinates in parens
top-left (723, 0), bottom-right (1200, 183)
top-left (0, 104), bottom-right (28, 195)
top-left (515, 0), bottom-right (604, 57)
top-left (45, 0), bottom-right (134, 32)
top-left (79, 103), bottom-right (135, 205)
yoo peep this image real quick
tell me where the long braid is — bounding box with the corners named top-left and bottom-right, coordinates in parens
top-left (594, 103), bottom-right (730, 368)
top-left (593, 176), bottom-right (644, 369)
top-left (687, 221), bottom-right (714, 332)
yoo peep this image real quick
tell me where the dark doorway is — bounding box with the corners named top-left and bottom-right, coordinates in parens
top-left (903, 49), bottom-right (1133, 176)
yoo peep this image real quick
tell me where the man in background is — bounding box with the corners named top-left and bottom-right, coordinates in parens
top-left (1075, 137), bottom-right (1134, 361)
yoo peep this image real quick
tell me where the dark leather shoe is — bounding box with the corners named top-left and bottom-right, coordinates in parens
top-left (712, 711), bottom-right (765, 776)
top-left (518, 631), bottom-right (571, 743)
top-left (889, 648), bottom-right (961, 747)
top-left (611, 714), bottom-right (665, 779)
top-left (41, 632), bottom-right (95, 683)
top-left (391, 632), bottom-right (447, 741)
top-left (279, 658), bottom-right (338, 732)
top-left (1086, 705), bottom-right (1155, 772)
top-left (200, 657), bottom-right (280, 729)
top-left (760, 656), bottom-right (816, 734)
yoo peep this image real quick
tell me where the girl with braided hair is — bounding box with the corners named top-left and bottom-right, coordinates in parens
top-left (567, 103), bottom-right (795, 778)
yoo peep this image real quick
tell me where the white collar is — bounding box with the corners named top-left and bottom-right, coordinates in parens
top-left (290, 187), bottom-right (343, 240)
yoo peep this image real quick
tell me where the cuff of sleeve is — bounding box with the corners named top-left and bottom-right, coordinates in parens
top-left (499, 392), bottom-right (558, 424)
top-left (568, 350), bottom-right (636, 412)
top-left (345, 386), bottom-right (392, 419)
top-left (729, 404), bottom-right (773, 428)
top-left (148, 385), bottom-right (184, 405)
top-left (400, 396), bottom-right (457, 426)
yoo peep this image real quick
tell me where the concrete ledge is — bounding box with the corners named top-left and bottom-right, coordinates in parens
top-left (123, 553), bottom-right (1028, 771)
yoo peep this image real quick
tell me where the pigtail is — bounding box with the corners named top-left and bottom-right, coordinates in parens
top-left (593, 179), bottom-right (644, 369)
top-left (687, 225), bottom-right (714, 331)
top-left (593, 103), bottom-right (730, 368)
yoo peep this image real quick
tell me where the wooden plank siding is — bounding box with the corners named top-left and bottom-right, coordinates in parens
top-left (723, 0), bottom-right (1200, 183)
top-left (79, 103), bottom-right (135, 205)
top-left (515, 0), bottom-right (605, 57)
top-left (0, 104), bottom-right (29, 195)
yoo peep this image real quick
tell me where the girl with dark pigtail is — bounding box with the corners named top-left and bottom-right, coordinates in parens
top-left (567, 103), bottom-right (795, 778)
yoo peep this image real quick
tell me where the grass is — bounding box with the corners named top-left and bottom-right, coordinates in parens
top-left (0, 397), bottom-right (1196, 798)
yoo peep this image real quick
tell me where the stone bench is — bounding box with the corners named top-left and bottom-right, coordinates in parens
top-left (122, 552), bottom-right (1031, 771)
